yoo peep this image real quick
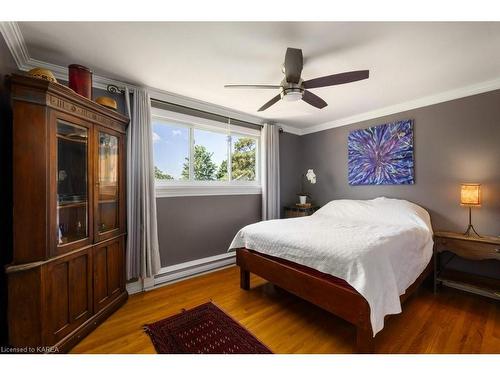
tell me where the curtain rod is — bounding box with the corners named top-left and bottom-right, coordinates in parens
top-left (150, 97), bottom-right (264, 129)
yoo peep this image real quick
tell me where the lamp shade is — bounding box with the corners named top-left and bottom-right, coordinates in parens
top-left (460, 183), bottom-right (481, 206)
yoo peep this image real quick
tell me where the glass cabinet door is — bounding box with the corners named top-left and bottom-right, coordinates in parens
top-left (57, 121), bottom-right (89, 247)
top-left (97, 131), bottom-right (120, 235)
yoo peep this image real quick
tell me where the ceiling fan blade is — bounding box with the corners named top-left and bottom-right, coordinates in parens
top-left (303, 70), bottom-right (369, 89)
top-left (258, 94), bottom-right (281, 112)
top-left (284, 47), bottom-right (303, 84)
top-left (224, 84), bottom-right (281, 89)
top-left (302, 90), bottom-right (328, 109)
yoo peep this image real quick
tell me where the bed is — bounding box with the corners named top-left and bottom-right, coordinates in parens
top-left (229, 197), bottom-right (434, 353)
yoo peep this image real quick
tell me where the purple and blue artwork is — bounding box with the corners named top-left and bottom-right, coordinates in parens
top-left (348, 119), bottom-right (414, 185)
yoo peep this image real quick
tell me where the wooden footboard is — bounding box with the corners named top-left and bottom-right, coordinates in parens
top-left (236, 248), bottom-right (433, 353)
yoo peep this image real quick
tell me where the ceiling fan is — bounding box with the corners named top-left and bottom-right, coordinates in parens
top-left (224, 47), bottom-right (369, 112)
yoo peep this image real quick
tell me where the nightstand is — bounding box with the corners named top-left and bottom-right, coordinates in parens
top-left (284, 205), bottom-right (319, 218)
top-left (433, 231), bottom-right (500, 300)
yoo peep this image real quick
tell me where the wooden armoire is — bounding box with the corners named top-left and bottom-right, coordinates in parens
top-left (5, 74), bottom-right (129, 352)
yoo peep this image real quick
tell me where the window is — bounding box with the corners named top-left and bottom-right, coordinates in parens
top-left (151, 107), bottom-right (261, 197)
top-left (152, 122), bottom-right (189, 181)
top-left (231, 135), bottom-right (257, 181)
top-left (193, 128), bottom-right (228, 181)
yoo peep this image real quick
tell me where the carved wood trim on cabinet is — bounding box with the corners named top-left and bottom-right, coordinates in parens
top-left (47, 94), bottom-right (125, 134)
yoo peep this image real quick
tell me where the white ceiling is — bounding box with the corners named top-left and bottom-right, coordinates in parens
top-left (18, 22), bottom-right (500, 130)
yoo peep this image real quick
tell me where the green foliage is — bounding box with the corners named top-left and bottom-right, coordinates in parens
top-left (179, 137), bottom-right (256, 182)
top-left (231, 137), bottom-right (256, 181)
top-left (216, 159), bottom-right (228, 181)
top-left (182, 144), bottom-right (218, 180)
top-left (154, 166), bottom-right (174, 180)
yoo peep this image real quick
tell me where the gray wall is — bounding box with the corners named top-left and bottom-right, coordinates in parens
top-left (297, 90), bottom-right (500, 236)
top-left (156, 195), bottom-right (261, 266)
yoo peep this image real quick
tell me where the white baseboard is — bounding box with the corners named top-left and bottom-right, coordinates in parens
top-left (126, 252), bottom-right (236, 295)
top-left (143, 276), bottom-right (155, 291)
top-left (126, 279), bottom-right (143, 295)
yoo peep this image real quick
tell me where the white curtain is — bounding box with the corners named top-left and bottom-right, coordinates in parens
top-left (261, 123), bottom-right (280, 220)
top-left (125, 88), bottom-right (161, 279)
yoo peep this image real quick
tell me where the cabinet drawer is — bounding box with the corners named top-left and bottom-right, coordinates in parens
top-left (435, 237), bottom-right (500, 261)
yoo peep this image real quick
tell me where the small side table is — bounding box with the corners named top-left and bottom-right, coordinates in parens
top-left (433, 231), bottom-right (500, 300)
top-left (284, 205), bottom-right (319, 218)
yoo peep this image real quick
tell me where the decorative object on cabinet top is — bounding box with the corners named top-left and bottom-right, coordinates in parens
top-left (68, 64), bottom-right (93, 99)
top-left (95, 96), bottom-right (118, 110)
top-left (27, 67), bottom-right (58, 83)
top-left (9, 74), bottom-right (128, 131)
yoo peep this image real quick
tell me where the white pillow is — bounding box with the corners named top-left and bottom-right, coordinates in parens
top-left (313, 197), bottom-right (433, 233)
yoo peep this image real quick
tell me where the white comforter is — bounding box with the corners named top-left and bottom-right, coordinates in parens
top-left (229, 197), bottom-right (433, 336)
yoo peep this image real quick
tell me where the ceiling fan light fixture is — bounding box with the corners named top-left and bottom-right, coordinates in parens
top-left (281, 88), bottom-right (303, 102)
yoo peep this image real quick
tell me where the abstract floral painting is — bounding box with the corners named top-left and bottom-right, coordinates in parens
top-left (348, 119), bottom-right (414, 185)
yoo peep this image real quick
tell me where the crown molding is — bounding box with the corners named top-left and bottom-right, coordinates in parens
top-left (0, 21), bottom-right (30, 70)
top-left (300, 77), bottom-right (500, 135)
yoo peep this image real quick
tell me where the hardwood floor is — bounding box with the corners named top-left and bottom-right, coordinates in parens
top-left (71, 266), bottom-right (499, 354)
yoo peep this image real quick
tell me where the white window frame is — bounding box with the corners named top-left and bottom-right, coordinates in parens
top-left (151, 107), bottom-right (262, 197)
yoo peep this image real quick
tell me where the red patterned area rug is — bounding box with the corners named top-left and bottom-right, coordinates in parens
top-left (144, 302), bottom-right (273, 354)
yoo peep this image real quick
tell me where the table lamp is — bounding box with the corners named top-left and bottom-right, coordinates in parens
top-left (460, 183), bottom-right (481, 237)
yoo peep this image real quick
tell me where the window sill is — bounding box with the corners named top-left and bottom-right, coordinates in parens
top-left (155, 183), bottom-right (262, 198)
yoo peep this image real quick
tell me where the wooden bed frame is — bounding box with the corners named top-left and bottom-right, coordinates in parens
top-left (236, 248), bottom-right (433, 353)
